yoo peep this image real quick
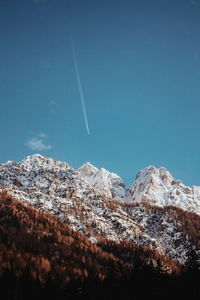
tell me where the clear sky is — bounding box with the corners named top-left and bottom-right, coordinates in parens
top-left (0, 0), bottom-right (200, 186)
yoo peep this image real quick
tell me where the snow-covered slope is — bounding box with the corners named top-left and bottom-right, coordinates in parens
top-left (0, 154), bottom-right (145, 243)
top-left (127, 166), bottom-right (200, 215)
top-left (78, 162), bottom-right (126, 201)
top-left (0, 154), bottom-right (200, 264)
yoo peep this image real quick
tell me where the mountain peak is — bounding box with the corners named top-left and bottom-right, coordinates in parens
top-left (78, 162), bottom-right (98, 176)
top-left (22, 153), bottom-right (44, 162)
top-left (21, 154), bottom-right (71, 171)
top-left (135, 165), bottom-right (174, 186)
top-left (78, 163), bottom-right (126, 201)
top-left (1, 154), bottom-right (200, 215)
top-left (127, 165), bottom-right (200, 214)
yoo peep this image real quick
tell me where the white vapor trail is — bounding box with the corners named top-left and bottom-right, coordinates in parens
top-left (71, 41), bottom-right (90, 135)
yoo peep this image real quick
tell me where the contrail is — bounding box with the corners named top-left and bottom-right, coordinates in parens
top-left (71, 41), bottom-right (90, 135)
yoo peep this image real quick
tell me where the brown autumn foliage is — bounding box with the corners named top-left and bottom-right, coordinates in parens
top-left (98, 240), bottom-right (182, 275)
top-left (0, 191), bottom-right (200, 300)
top-left (0, 190), bottom-right (199, 284)
top-left (0, 190), bottom-right (129, 287)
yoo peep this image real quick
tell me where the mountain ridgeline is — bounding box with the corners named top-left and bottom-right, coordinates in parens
top-left (0, 154), bottom-right (200, 299)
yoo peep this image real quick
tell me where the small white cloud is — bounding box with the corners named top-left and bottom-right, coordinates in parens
top-left (25, 133), bottom-right (52, 151)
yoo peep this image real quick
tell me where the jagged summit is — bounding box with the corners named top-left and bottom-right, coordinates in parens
top-left (1, 154), bottom-right (200, 214)
top-left (0, 154), bottom-right (200, 264)
top-left (78, 162), bottom-right (126, 201)
top-left (135, 165), bottom-right (172, 178)
top-left (78, 162), bottom-right (98, 176)
top-left (20, 154), bottom-right (71, 171)
top-left (133, 165), bottom-right (174, 187)
top-left (24, 153), bottom-right (43, 159)
top-left (128, 165), bottom-right (200, 214)
top-left (21, 154), bottom-right (44, 167)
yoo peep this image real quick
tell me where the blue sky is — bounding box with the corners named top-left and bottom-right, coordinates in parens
top-left (0, 0), bottom-right (200, 186)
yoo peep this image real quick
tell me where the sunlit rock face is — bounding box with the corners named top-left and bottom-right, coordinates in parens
top-left (0, 154), bottom-right (200, 264)
top-left (127, 166), bottom-right (200, 215)
top-left (78, 162), bottom-right (126, 201)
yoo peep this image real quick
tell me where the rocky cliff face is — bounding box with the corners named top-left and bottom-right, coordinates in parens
top-left (78, 162), bottom-right (126, 201)
top-left (127, 166), bottom-right (200, 215)
top-left (0, 154), bottom-right (199, 265)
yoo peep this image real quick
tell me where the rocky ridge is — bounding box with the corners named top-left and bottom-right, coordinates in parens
top-left (0, 154), bottom-right (199, 264)
top-left (127, 165), bottom-right (200, 215)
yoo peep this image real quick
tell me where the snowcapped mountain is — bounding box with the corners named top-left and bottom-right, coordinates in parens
top-left (0, 154), bottom-right (200, 265)
top-left (127, 165), bottom-right (200, 215)
top-left (78, 162), bottom-right (126, 201)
